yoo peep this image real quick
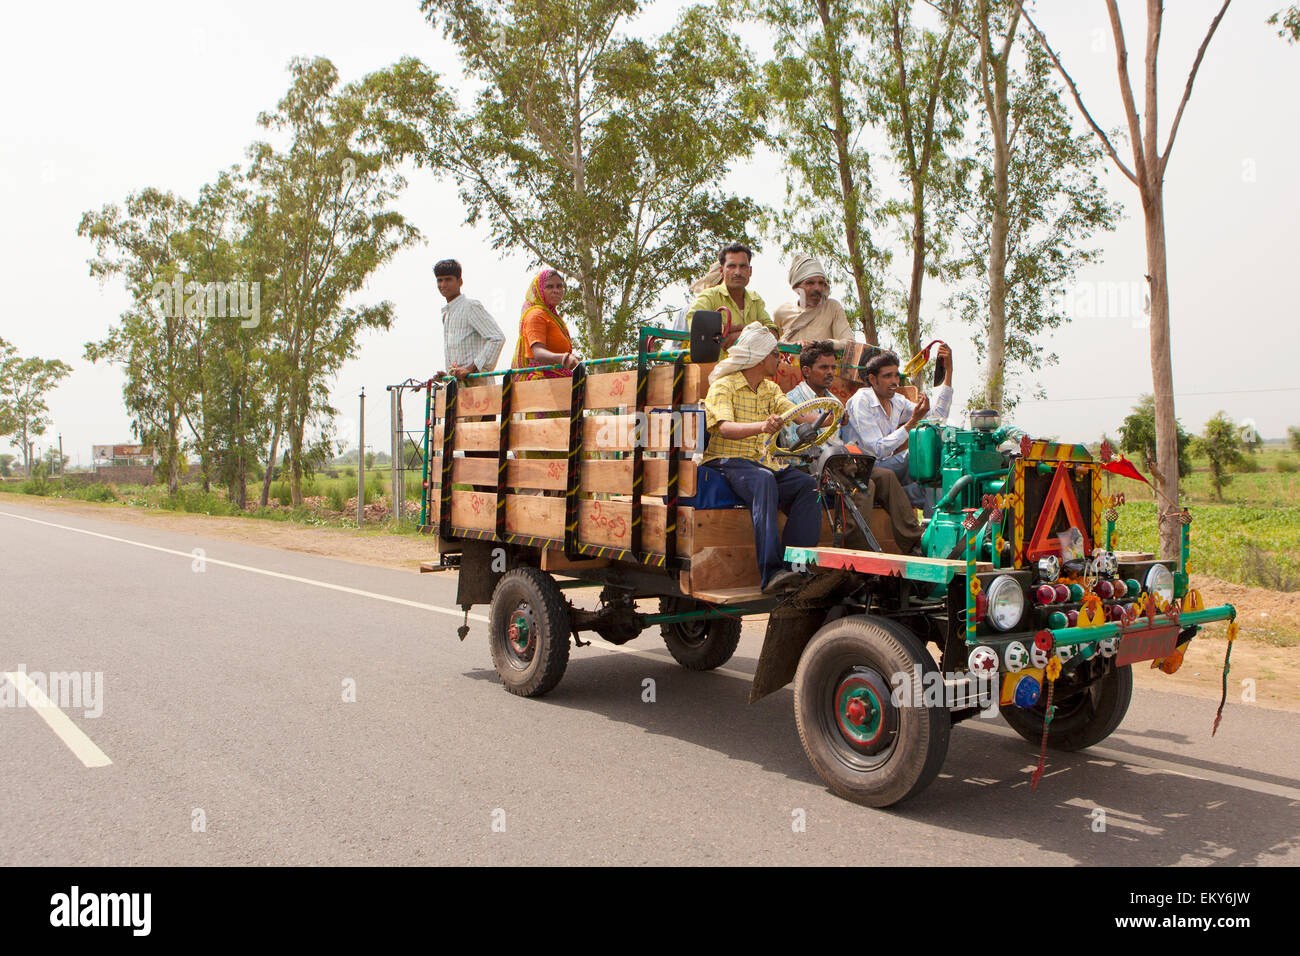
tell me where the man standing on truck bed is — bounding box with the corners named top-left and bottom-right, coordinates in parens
top-left (681, 242), bottom-right (774, 351)
top-left (435, 258), bottom-right (506, 381)
top-left (703, 323), bottom-right (821, 594)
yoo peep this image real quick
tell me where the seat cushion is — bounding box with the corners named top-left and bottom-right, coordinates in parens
top-left (676, 464), bottom-right (744, 510)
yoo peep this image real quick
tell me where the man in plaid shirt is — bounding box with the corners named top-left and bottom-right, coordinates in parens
top-left (435, 259), bottom-right (505, 380)
top-left (704, 324), bottom-right (822, 594)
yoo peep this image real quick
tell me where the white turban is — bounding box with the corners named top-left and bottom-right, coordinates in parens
top-left (788, 254), bottom-right (826, 288)
top-left (708, 322), bottom-right (778, 382)
top-left (690, 262), bottom-right (723, 294)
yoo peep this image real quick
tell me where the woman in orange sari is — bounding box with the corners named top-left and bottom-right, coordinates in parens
top-left (513, 268), bottom-right (581, 379)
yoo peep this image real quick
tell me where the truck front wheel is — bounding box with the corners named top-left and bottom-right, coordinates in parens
top-left (1001, 663), bottom-right (1133, 751)
top-left (794, 616), bottom-right (950, 807)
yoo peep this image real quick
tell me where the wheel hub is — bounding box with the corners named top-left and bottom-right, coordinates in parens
top-left (832, 668), bottom-right (894, 754)
top-left (504, 604), bottom-right (536, 666)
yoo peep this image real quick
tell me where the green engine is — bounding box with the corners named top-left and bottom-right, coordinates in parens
top-left (909, 413), bottom-right (1023, 563)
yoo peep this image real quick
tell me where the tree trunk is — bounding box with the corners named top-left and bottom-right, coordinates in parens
top-left (986, 133), bottom-right (1010, 411)
top-left (1142, 189), bottom-right (1181, 558)
top-left (259, 390), bottom-right (283, 508)
top-left (167, 407), bottom-right (181, 495)
top-left (905, 189), bottom-right (926, 358)
top-left (820, 0), bottom-right (878, 344)
top-left (289, 406), bottom-right (305, 508)
top-left (569, 79), bottom-right (603, 357)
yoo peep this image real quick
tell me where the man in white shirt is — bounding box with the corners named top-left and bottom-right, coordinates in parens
top-left (842, 346), bottom-right (954, 514)
top-left (785, 342), bottom-right (925, 553)
top-left (435, 259), bottom-right (505, 380)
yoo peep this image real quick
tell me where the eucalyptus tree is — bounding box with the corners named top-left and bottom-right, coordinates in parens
top-left (742, 0), bottom-right (887, 344)
top-left (864, 0), bottom-right (973, 357)
top-left (368, 1), bottom-right (764, 356)
top-left (1019, 0), bottom-right (1232, 557)
top-left (249, 56), bottom-right (420, 507)
top-left (79, 189), bottom-right (195, 493)
top-left (0, 338), bottom-right (71, 478)
top-left (948, 0), bottom-right (1117, 411)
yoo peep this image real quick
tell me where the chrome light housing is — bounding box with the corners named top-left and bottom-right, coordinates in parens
top-left (1036, 555), bottom-right (1060, 584)
top-left (1145, 564), bottom-right (1175, 604)
top-left (985, 575), bottom-right (1025, 632)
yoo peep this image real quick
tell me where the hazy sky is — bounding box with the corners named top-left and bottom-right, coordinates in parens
top-left (1, 0), bottom-right (1296, 468)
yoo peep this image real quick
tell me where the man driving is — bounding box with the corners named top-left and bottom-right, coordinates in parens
top-left (703, 323), bottom-right (821, 594)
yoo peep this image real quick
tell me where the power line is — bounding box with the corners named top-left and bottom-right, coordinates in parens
top-left (1025, 386), bottom-right (1300, 403)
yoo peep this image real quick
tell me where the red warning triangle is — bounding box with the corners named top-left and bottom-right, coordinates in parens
top-left (1025, 463), bottom-right (1092, 561)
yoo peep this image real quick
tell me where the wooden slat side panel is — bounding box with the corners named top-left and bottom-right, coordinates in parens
top-left (649, 364), bottom-right (701, 405)
top-left (454, 421), bottom-right (501, 452)
top-left (577, 499), bottom-right (690, 554)
top-left (512, 378), bottom-right (571, 414)
top-left (434, 389), bottom-right (446, 418)
top-left (511, 417), bottom-right (570, 451)
top-left (582, 365), bottom-right (701, 409)
top-left (430, 454), bottom-right (693, 496)
top-left (582, 413), bottom-right (699, 453)
top-left (689, 545), bottom-right (762, 591)
top-left (456, 385), bottom-right (501, 417)
top-left (687, 508), bottom-right (835, 551)
top-left (449, 489), bottom-right (495, 530)
top-left (584, 370), bottom-right (637, 409)
top-left (506, 494), bottom-right (566, 538)
top-left (577, 459), bottom-right (696, 497)
top-left (448, 491), bottom-right (565, 538)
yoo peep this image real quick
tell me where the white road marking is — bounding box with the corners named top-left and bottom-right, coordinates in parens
top-left (0, 510), bottom-right (490, 624)
top-left (2, 671), bottom-right (112, 768)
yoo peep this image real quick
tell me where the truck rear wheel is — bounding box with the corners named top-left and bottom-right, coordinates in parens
top-left (1001, 663), bottom-right (1132, 751)
top-left (659, 597), bottom-right (742, 671)
top-left (794, 616), bottom-right (950, 807)
top-left (488, 567), bottom-right (571, 698)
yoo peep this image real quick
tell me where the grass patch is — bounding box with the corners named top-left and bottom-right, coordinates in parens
top-left (1114, 501), bottom-right (1300, 591)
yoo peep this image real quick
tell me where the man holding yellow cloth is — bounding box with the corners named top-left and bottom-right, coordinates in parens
top-left (704, 323), bottom-right (822, 594)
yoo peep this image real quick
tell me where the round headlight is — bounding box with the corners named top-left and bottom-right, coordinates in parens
top-left (1145, 564), bottom-right (1175, 604)
top-left (985, 575), bottom-right (1025, 632)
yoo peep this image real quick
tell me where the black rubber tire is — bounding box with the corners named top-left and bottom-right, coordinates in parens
top-left (487, 567), bottom-right (571, 698)
top-left (1001, 663), bottom-right (1133, 751)
top-left (794, 615), bottom-right (950, 807)
top-left (658, 597), bottom-right (743, 671)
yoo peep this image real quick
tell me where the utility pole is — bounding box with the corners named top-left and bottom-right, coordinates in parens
top-left (358, 388), bottom-right (366, 528)
top-left (390, 387), bottom-right (401, 526)
top-left (58, 434), bottom-right (63, 476)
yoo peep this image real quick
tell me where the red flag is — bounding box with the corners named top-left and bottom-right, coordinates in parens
top-left (1101, 455), bottom-right (1152, 486)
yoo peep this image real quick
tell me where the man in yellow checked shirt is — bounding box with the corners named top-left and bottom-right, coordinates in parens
top-left (703, 323), bottom-right (823, 594)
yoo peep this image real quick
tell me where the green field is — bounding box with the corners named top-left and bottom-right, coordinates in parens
top-left (0, 471), bottom-right (425, 534)
top-left (1097, 446), bottom-right (1300, 590)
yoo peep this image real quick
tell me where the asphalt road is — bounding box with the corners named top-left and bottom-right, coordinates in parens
top-left (1, 500), bottom-right (1296, 866)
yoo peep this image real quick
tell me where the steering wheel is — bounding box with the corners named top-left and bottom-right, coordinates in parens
top-left (763, 397), bottom-right (844, 455)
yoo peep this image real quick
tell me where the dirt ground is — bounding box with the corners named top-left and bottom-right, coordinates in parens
top-left (5, 494), bottom-right (1297, 713)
